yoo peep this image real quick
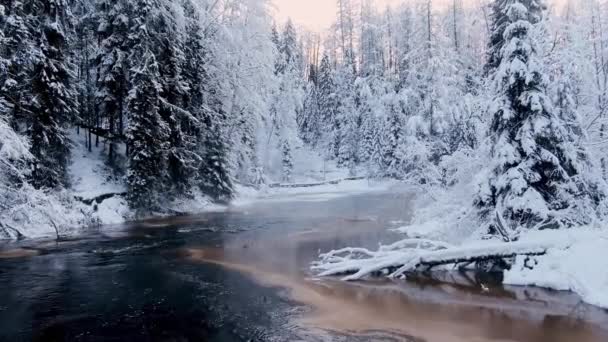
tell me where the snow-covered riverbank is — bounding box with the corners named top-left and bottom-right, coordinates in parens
top-left (312, 189), bottom-right (608, 309)
top-left (2, 129), bottom-right (394, 240)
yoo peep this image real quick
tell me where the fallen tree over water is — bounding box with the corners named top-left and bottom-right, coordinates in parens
top-left (312, 239), bottom-right (552, 281)
top-left (268, 177), bottom-right (366, 188)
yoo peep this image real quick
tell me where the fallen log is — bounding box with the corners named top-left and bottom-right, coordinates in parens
top-left (269, 177), bottom-right (365, 188)
top-left (313, 241), bottom-right (552, 281)
top-left (75, 192), bottom-right (127, 205)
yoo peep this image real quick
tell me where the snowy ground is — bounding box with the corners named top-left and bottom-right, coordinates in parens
top-left (504, 228), bottom-right (608, 309)
top-left (69, 130), bottom-right (130, 225)
top-left (69, 131), bottom-right (126, 199)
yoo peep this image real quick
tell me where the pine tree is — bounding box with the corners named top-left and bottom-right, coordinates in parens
top-left (198, 106), bottom-right (233, 203)
top-left (29, 0), bottom-right (77, 189)
top-left (127, 50), bottom-right (168, 211)
top-left (125, 0), bottom-right (169, 211)
top-left (475, 0), bottom-right (605, 237)
top-left (378, 95), bottom-right (404, 178)
top-left (360, 0), bottom-right (384, 77)
top-left (156, 1), bottom-right (197, 197)
top-left (316, 54), bottom-right (338, 155)
top-left (300, 83), bottom-right (320, 144)
top-left (181, 0), bottom-right (233, 201)
top-left (0, 0), bottom-right (35, 128)
top-left (334, 51), bottom-right (357, 165)
top-left (485, 0), bottom-right (544, 74)
top-left (356, 80), bottom-right (377, 164)
top-left (72, 0), bottom-right (97, 152)
top-left (95, 0), bottom-right (129, 165)
top-left (281, 139), bottom-right (293, 182)
top-left (280, 19), bottom-right (300, 75)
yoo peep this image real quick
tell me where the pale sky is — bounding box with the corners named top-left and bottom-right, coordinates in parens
top-left (272, 0), bottom-right (404, 31)
top-left (271, 0), bottom-right (565, 32)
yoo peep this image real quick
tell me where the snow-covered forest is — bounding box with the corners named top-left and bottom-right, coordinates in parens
top-left (2, 0), bottom-right (608, 298)
top-left (1, 0), bottom-right (289, 237)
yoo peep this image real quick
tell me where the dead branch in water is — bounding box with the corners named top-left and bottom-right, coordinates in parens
top-left (314, 241), bottom-right (550, 281)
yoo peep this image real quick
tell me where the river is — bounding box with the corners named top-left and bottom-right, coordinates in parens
top-left (1, 190), bottom-right (608, 341)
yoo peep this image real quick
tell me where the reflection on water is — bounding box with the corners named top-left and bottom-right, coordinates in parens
top-left (1, 189), bottom-right (608, 341)
top-left (181, 192), bottom-right (608, 342)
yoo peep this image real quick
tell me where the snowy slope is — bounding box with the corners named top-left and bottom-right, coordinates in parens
top-left (69, 130), bottom-right (126, 199)
top-left (68, 130), bottom-right (130, 225)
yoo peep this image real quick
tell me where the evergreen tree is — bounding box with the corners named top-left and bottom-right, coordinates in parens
top-left (95, 0), bottom-right (129, 165)
top-left (475, 0), bottom-right (605, 236)
top-left (0, 0), bottom-right (35, 128)
top-left (156, 1), bottom-right (197, 197)
top-left (281, 139), bottom-right (293, 182)
top-left (356, 80), bottom-right (378, 164)
top-left (72, 0), bottom-right (97, 152)
top-left (316, 54), bottom-right (338, 154)
top-left (181, 0), bottom-right (233, 201)
top-left (279, 19), bottom-right (300, 75)
top-left (180, 0), bottom-right (207, 192)
top-left (127, 50), bottom-right (168, 211)
top-left (300, 83), bottom-right (320, 144)
top-left (126, 0), bottom-right (169, 211)
top-left (378, 94), bottom-right (405, 178)
top-left (485, 0), bottom-right (544, 74)
top-left (198, 107), bottom-right (233, 203)
top-left (29, 0), bottom-right (77, 189)
top-left (333, 51), bottom-right (357, 165)
top-left (360, 0), bottom-right (384, 77)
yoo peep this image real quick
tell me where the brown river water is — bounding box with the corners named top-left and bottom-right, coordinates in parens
top-left (181, 190), bottom-right (608, 342)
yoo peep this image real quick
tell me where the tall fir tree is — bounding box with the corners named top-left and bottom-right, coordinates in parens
top-left (28, 0), bottom-right (77, 189)
top-left (475, 0), bottom-right (605, 237)
top-left (0, 0), bottom-right (35, 128)
top-left (485, 0), bottom-right (544, 74)
top-left (95, 0), bottom-right (129, 165)
top-left (126, 51), bottom-right (169, 211)
top-left (126, 0), bottom-right (169, 211)
top-left (198, 106), bottom-right (234, 203)
top-left (156, 1), bottom-right (197, 197)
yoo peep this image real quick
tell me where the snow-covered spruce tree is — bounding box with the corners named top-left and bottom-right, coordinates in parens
top-left (0, 0), bottom-right (35, 129)
top-left (300, 82), bottom-right (321, 146)
top-left (126, 0), bottom-right (169, 212)
top-left (359, 0), bottom-right (385, 77)
top-left (334, 50), bottom-right (357, 167)
top-left (278, 19), bottom-right (300, 75)
top-left (126, 49), bottom-right (168, 212)
top-left (72, 0), bottom-right (97, 152)
top-left (180, 0), bottom-right (224, 200)
top-left (155, 1), bottom-right (199, 198)
top-left (268, 19), bottom-right (304, 182)
top-left (316, 54), bottom-right (338, 153)
top-left (29, 0), bottom-right (77, 189)
top-left (197, 104), bottom-right (233, 203)
top-left (485, 0), bottom-right (511, 75)
top-left (355, 79), bottom-right (378, 165)
top-left (95, 0), bottom-right (129, 166)
top-left (281, 139), bottom-right (293, 182)
top-left (475, 0), bottom-right (606, 236)
top-left (377, 91), bottom-right (407, 179)
top-left (182, 0), bottom-right (233, 202)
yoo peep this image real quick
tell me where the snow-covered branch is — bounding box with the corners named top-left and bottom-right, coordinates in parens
top-left (313, 240), bottom-right (552, 281)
